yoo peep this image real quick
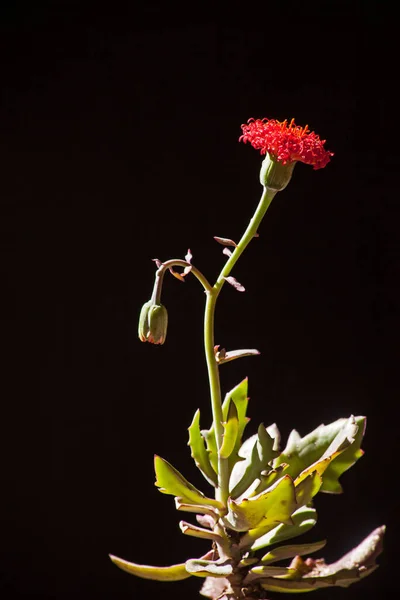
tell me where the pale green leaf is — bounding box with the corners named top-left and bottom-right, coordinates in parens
top-left (202, 429), bottom-right (218, 473)
top-left (229, 424), bottom-right (278, 499)
top-left (242, 506), bottom-right (317, 551)
top-left (261, 540), bottom-right (327, 565)
top-left (202, 378), bottom-right (249, 474)
top-left (188, 410), bottom-right (218, 486)
top-left (295, 471), bottom-right (323, 507)
top-left (185, 559), bottom-right (233, 578)
top-left (322, 417), bottom-right (366, 493)
top-left (248, 565), bottom-right (290, 578)
top-left (224, 475), bottom-right (297, 532)
top-left (275, 416), bottom-right (365, 494)
top-left (219, 399), bottom-right (239, 459)
top-left (179, 520), bottom-right (222, 541)
top-left (154, 455), bottom-right (222, 509)
top-left (109, 555), bottom-right (192, 581)
top-left (251, 463), bottom-right (289, 496)
top-left (238, 557), bottom-right (259, 568)
top-left (224, 378), bottom-right (250, 470)
top-left (259, 525), bottom-right (384, 592)
top-left (174, 498), bottom-right (218, 519)
top-left (260, 578), bottom-right (322, 593)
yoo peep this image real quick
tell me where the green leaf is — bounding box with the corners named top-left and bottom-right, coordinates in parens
top-left (229, 424), bottom-right (279, 499)
top-left (322, 418), bottom-right (366, 493)
top-left (275, 416), bottom-right (365, 494)
top-left (260, 578), bottom-right (322, 592)
top-left (248, 565), bottom-right (290, 578)
top-left (295, 472), bottom-right (323, 507)
top-left (239, 557), bottom-right (259, 568)
top-left (185, 558), bottom-right (233, 578)
top-left (154, 455), bottom-right (222, 509)
top-left (219, 399), bottom-right (239, 459)
top-left (224, 378), bottom-right (250, 470)
top-left (260, 525), bottom-right (385, 593)
top-left (241, 506), bottom-right (317, 551)
top-left (179, 520), bottom-right (222, 541)
top-left (109, 555), bottom-right (192, 581)
top-left (251, 463), bottom-right (288, 496)
top-left (216, 348), bottom-right (260, 365)
top-left (260, 540), bottom-right (327, 565)
top-left (202, 428), bottom-right (218, 473)
top-left (174, 498), bottom-right (218, 519)
top-left (188, 410), bottom-right (218, 487)
top-left (224, 474), bottom-right (297, 532)
top-left (202, 379), bottom-right (250, 474)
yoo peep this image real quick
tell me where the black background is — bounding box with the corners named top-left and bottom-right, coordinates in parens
top-left (1, 1), bottom-right (397, 599)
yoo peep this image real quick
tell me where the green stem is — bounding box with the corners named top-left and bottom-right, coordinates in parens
top-left (216, 187), bottom-right (276, 290)
top-left (152, 259), bottom-right (212, 304)
top-left (204, 187), bottom-right (277, 505)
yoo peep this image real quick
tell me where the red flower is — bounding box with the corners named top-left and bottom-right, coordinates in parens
top-left (240, 118), bottom-right (333, 170)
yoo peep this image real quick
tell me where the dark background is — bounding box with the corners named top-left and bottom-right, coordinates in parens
top-left (1, 1), bottom-right (397, 599)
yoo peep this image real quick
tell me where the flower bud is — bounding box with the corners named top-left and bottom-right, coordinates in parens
top-left (138, 301), bottom-right (168, 345)
top-left (259, 152), bottom-right (296, 191)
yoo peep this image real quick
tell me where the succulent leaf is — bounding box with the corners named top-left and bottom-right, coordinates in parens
top-left (219, 399), bottom-right (239, 459)
top-left (179, 520), bottom-right (223, 541)
top-left (154, 455), bottom-right (222, 509)
top-left (185, 558), bottom-right (234, 578)
top-left (246, 565), bottom-right (291, 581)
top-left (224, 474), bottom-right (296, 532)
top-left (258, 525), bottom-right (385, 593)
top-left (109, 555), bottom-right (192, 581)
top-left (229, 424), bottom-right (278, 499)
top-left (260, 540), bottom-right (327, 565)
top-left (242, 505), bottom-right (318, 551)
top-left (188, 410), bottom-right (218, 487)
top-left (275, 416), bottom-right (365, 493)
top-left (203, 378), bottom-right (249, 473)
top-left (174, 498), bottom-right (218, 519)
top-left (216, 348), bottom-right (260, 365)
top-left (251, 463), bottom-right (288, 496)
top-left (295, 471), bottom-right (323, 507)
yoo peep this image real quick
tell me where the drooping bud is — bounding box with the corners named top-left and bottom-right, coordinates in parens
top-left (138, 301), bottom-right (168, 344)
top-left (259, 153), bottom-right (296, 192)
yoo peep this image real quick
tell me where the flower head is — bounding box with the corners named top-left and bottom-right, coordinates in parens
top-left (240, 118), bottom-right (333, 170)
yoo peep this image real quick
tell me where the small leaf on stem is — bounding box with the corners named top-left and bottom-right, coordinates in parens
top-left (224, 276), bottom-right (245, 292)
top-left (213, 236), bottom-right (237, 247)
top-left (169, 267), bottom-right (186, 282)
top-left (214, 346), bottom-right (227, 361)
top-left (183, 249), bottom-right (193, 275)
top-left (216, 348), bottom-right (260, 365)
